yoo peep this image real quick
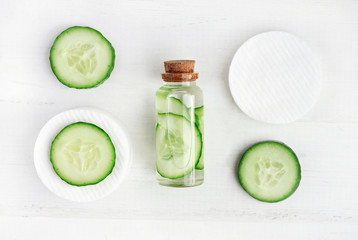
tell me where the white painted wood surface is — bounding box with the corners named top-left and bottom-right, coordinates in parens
top-left (1, 0), bottom-right (357, 239)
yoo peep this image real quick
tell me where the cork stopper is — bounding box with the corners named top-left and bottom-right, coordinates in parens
top-left (164, 60), bottom-right (195, 73)
top-left (162, 60), bottom-right (198, 82)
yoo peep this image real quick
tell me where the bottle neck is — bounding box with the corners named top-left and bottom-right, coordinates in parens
top-left (163, 81), bottom-right (196, 87)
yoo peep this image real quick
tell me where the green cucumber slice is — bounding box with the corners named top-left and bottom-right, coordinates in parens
top-left (195, 106), bottom-right (204, 169)
top-left (156, 91), bottom-right (191, 120)
top-left (156, 113), bottom-right (202, 179)
top-left (238, 141), bottom-right (301, 202)
top-left (50, 122), bottom-right (116, 186)
top-left (50, 26), bottom-right (115, 89)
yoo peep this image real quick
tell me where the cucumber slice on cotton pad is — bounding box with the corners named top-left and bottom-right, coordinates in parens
top-left (50, 26), bottom-right (115, 89)
top-left (50, 122), bottom-right (115, 186)
top-left (238, 141), bottom-right (301, 202)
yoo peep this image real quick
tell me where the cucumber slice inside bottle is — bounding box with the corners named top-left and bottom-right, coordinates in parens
top-left (195, 106), bottom-right (204, 169)
top-left (238, 141), bottom-right (301, 202)
top-left (50, 122), bottom-right (116, 186)
top-left (156, 90), bottom-right (191, 120)
top-left (50, 26), bottom-right (115, 89)
top-left (156, 113), bottom-right (202, 179)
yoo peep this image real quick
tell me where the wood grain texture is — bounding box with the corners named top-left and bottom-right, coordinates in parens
top-left (0, 0), bottom-right (358, 239)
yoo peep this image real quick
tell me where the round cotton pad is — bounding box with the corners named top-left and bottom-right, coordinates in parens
top-left (34, 108), bottom-right (132, 202)
top-left (229, 32), bottom-right (321, 124)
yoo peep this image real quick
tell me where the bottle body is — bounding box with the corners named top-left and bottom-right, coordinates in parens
top-left (156, 82), bottom-right (204, 187)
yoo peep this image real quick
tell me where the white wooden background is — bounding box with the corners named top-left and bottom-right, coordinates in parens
top-left (1, 0), bottom-right (358, 239)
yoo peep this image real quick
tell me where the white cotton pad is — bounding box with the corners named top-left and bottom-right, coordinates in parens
top-left (229, 31), bottom-right (321, 124)
top-left (34, 108), bottom-right (132, 202)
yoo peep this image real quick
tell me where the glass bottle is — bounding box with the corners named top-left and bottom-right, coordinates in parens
top-left (156, 60), bottom-right (204, 187)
